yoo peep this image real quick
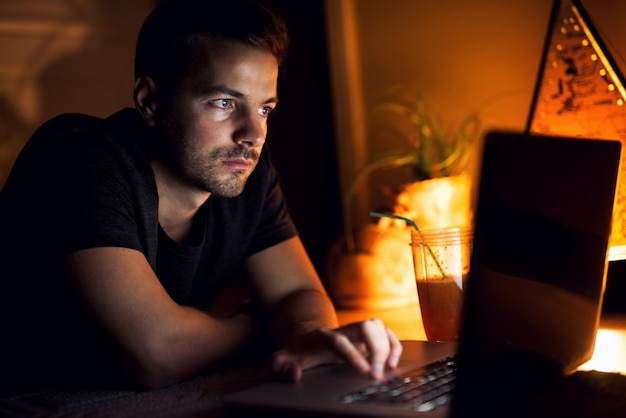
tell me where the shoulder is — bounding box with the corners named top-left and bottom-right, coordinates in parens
top-left (22, 109), bottom-right (147, 165)
top-left (29, 108), bottom-right (142, 146)
top-left (32, 113), bottom-right (107, 140)
top-left (6, 109), bottom-right (153, 197)
top-left (22, 113), bottom-right (112, 161)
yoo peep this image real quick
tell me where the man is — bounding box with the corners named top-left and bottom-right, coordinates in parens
top-left (0, 0), bottom-right (401, 390)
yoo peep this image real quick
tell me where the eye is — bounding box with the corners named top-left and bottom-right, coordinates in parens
top-left (212, 99), bottom-right (234, 110)
top-left (258, 105), bottom-right (275, 117)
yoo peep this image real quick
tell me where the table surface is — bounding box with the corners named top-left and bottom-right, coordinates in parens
top-left (2, 305), bottom-right (625, 417)
top-left (337, 302), bottom-right (626, 375)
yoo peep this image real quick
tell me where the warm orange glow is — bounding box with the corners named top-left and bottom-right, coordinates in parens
top-left (527, 0), bottom-right (626, 251)
top-left (339, 309), bottom-right (626, 375)
top-left (339, 303), bottom-right (626, 375)
top-left (328, 176), bottom-right (473, 310)
top-left (380, 175), bottom-right (472, 231)
top-left (578, 328), bottom-right (626, 374)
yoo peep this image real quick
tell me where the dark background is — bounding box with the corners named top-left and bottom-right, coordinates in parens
top-left (258, 0), bottom-right (342, 283)
top-left (0, 0), bottom-right (342, 285)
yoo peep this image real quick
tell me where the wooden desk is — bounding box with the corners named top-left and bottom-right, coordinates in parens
top-left (0, 355), bottom-right (276, 417)
top-left (337, 303), bottom-right (626, 374)
top-left (2, 307), bottom-right (625, 417)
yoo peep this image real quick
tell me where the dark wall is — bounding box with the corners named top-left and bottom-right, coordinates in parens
top-left (605, 261), bottom-right (626, 313)
top-left (258, 0), bottom-right (342, 282)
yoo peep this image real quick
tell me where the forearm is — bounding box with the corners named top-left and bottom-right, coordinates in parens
top-left (66, 248), bottom-right (262, 389)
top-left (120, 306), bottom-right (258, 389)
top-left (268, 288), bottom-right (339, 346)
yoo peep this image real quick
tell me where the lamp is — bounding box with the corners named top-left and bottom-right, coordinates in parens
top-left (526, 0), bottom-right (626, 261)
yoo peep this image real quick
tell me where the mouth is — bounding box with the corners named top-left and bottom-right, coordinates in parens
top-left (222, 158), bottom-right (253, 171)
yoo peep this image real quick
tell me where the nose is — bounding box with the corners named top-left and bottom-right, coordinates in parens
top-left (234, 111), bottom-right (266, 148)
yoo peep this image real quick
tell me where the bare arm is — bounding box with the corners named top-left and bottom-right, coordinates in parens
top-left (245, 236), bottom-right (403, 381)
top-left (244, 236), bottom-right (339, 337)
top-left (65, 247), bottom-right (257, 389)
top-left (65, 237), bottom-right (401, 388)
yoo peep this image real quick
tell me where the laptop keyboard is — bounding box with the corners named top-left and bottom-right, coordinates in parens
top-left (339, 354), bottom-right (457, 412)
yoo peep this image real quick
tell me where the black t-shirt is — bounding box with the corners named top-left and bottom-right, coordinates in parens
top-left (0, 108), bottom-right (297, 388)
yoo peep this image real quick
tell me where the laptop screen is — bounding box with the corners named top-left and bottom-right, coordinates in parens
top-left (452, 131), bottom-right (621, 415)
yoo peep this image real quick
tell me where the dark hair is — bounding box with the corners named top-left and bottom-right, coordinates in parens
top-left (134, 0), bottom-right (289, 92)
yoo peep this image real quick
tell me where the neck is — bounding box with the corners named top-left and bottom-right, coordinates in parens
top-left (151, 158), bottom-right (210, 244)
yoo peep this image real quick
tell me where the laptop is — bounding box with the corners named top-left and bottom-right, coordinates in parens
top-left (223, 131), bottom-right (622, 417)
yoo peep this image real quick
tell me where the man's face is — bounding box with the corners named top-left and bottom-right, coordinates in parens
top-left (154, 39), bottom-right (279, 198)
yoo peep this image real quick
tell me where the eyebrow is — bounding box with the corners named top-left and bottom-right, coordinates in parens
top-left (204, 85), bottom-right (279, 105)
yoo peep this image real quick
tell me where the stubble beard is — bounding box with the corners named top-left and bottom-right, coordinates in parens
top-left (188, 146), bottom-right (259, 198)
top-left (158, 114), bottom-right (260, 198)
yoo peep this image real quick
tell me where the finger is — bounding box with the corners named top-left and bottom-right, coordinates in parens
top-left (271, 350), bottom-right (303, 382)
top-left (326, 329), bottom-right (372, 374)
top-left (359, 318), bottom-right (390, 379)
top-left (386, 327), bottom-right (403, 368)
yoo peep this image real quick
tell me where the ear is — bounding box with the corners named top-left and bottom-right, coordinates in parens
top-left (134, 76), bottom-right (158, 126)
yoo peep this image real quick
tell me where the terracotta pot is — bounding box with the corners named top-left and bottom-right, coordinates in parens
top-left (326, 175), bottom-right (472, 310)
top-left (326, 224), bottom-right (419, 310)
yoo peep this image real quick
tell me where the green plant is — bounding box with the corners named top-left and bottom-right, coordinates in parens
top-left (342, 84), bottom-right (482, 253)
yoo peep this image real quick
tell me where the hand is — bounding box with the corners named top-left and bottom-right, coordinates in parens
top-left (271, 318), bottom-right (402, 382)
